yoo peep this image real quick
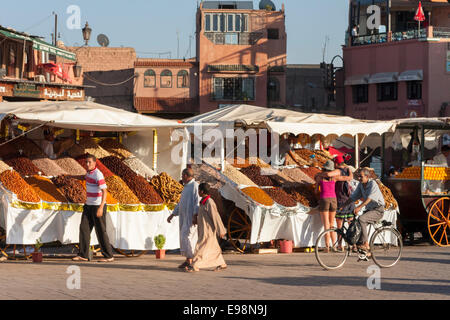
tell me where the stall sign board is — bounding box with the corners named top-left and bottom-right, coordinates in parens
top-left (41, 87), bottom-right (84, 101)
top-left (13, 84), bottom-right (40, 98)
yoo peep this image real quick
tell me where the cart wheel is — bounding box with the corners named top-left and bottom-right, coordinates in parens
top-left (113, 248), bottom-right (148, 257)
top-left (227, 208), bottom-right (252, 253)
top-left (427, 197), bottom-right (450, 247)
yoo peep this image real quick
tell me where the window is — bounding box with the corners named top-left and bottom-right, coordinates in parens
top-left (225, 33), bottom-right (238, 44)
top-left (205, 14), bottom-right (211, 32)
top-left (407, 81), bottom-right (422, 100)
top-left (268, 29), bottom-right (279, 40)
top-left (352, 85), bottom-right (369, 104)
top-left (267, 77), bottom-right (280, 102)
top-left (212, 77), bottom-right (255, 101)
top-left (205, 13), bottom-right (248, 33)
top-left (177, 70), bottom-right (189, 88)
top-left (144, 69), bottom-right (156, 87)
top-left (377, 82), bottom-right (398, 101)
top-left (160, 69), bottom-right (172, 88)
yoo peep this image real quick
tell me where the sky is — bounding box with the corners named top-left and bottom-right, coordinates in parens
top-left (0, 0), bottom-right (348, 65)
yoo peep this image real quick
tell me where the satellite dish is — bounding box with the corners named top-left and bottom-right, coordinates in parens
top-left (97, 34), bottom-right (110, 47)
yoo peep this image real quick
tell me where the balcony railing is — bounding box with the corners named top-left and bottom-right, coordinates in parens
top-left (433, 27), bottom-right (450, 39)
top-left (352, 28), bottom-right (427, 46)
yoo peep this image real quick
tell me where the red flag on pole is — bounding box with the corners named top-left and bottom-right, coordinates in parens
top-left (414, 1), bottom-right (425, 22)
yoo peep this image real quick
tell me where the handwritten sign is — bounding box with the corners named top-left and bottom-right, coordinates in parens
top-left (41, 88), bottom-right (84, 100)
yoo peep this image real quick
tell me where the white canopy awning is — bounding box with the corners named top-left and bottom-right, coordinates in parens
top-left (398, 70), bottom-right (423, 81)
top-left (0, 100), bottom-right (184, 131)
top-left (344, 74), bottom-right (370, 86)
top-left (368, 72), bottom-right (399, 84)
top-left (184, 104), bottom-right (396, 137)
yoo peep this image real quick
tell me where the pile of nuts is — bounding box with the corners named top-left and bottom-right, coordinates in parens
top-left (51, 175), bottom-right (87, 204)
top-left (5, 157), bottom-right (41, 176)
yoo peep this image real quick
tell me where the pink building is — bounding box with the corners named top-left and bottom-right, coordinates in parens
top-left (343, 0), bottom-right (450, 120)
top-left (196, 0), bottom-right (287, 114)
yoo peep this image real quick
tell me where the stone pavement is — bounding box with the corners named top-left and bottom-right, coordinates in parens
top-left (0, 244), bottom-right (448, 300)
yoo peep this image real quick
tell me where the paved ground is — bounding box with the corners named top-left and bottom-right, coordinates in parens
top-left (0, 244), bottom-right (448, 300)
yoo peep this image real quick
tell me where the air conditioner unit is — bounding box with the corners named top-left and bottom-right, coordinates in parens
top-left (34, 75), bottom-right (46, 82)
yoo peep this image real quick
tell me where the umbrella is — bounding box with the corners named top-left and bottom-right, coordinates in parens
top-left (414, 1), bottom-right (426, 35)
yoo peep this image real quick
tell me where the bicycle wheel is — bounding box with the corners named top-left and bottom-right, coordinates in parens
top-left (315, 228), bottom-right (349, 270)
top-left (370, 227), bottom-right (403, 268)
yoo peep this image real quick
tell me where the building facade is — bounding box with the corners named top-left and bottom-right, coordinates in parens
top-left (343, 0), bottom-right (450, 120)
top-left (0, 25), bottom-right (85, 103)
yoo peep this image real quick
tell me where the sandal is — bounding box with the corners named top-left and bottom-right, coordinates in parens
top-left (214, 265), bottom-right (228, 272)
top-left (72, 256), bottom-right (88, 262)
top-left (185, 266), bottom-right (199, 273)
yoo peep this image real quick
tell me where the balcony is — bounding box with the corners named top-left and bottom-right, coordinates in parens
top-left (350, 26), bottom-right (450, 47)
top-left (204, 32), bottom-right (264, 45)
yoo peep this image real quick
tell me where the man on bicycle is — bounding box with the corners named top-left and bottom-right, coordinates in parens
top-left (340, 168), bottom-right (385, 253)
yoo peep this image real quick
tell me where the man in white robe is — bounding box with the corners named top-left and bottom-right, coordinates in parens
top-left (167, 168), bottom-right (199, 268)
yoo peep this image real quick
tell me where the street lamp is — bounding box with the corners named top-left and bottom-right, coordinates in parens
top-left (82, 22), bottom-right (92, 46)
top-left (73, 63), bottom-right (82, 78)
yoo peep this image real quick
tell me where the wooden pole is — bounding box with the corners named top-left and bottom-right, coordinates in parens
top-left (354, 134), bottom-right (360, 169)
top-left (153, 129), bottom-right (158, 172)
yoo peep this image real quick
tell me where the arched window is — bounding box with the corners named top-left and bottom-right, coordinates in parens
top-left (177, 70), bottom-right (189, 88)
top-left (143, 69), bottom-right (156, 87)
top-left (160, 69), bottom-right (172, 88)
top-left (267, 77), bottom-right (280, 102)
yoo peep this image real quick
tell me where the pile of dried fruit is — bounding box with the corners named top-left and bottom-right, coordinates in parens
top-left (76, 155), bottom-right (114, 178)
top-left (241, 187), bottom-right (274, 206)
top-left (51, 175), bottom-right (86, 204)
top-left (191, 164), bottom-right (226, 190)
top-left (5, 157), bottom-right (41, 176)
top-left (281, 168), bottom-right (315, 184)
top-left (150, 172), bottom-right (184, 204)
top-left (32, 158), bottom-right (68, 177)
top-left (376, 180), bottom-right (398, 209)
top-left (55, 157), bottom-right (87, 176)
top-left (301, 167), bottom-right (322, 180)
top-left (223, 165), bottom-right (257, 186)
top-left (264, 187), bottom-right (298, 207)
top-left (25, 176), bottom-right (67, 203)
top-left (240, 165), bottom-right (279, 187)
top-left (104, 175), bottom-right (140, 204)
top-left (68, 138), bottom-right (110, 159)
top-left (230, 157), bottom-right (271, 168)
top-left (99, 138), bottom-right (133, 160)
top-left (123, 157), bottom-right (157, 178)
top-left (284, 184), bottom-right (318, 208)
top-left (101, 156), bottom-right (163, 204)
top-left (0, 170), bottom-right (41, 203)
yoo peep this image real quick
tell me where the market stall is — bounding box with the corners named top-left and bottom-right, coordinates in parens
top-left (185, 105), bottom-right (399, 251)
top-left (385, 117), bottom-right (450, 246)
top-left (0, 101), bottom-right (189, 257)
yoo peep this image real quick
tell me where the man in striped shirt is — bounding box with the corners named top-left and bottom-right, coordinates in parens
top-left (73, 154), bottom-right (114, 262)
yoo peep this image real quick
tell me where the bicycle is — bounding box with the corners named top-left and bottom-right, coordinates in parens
top-left (314, 217), bottom-right (403, 270)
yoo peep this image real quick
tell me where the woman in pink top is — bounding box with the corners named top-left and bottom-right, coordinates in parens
top-left (315, 160), bottom-right (351, 252)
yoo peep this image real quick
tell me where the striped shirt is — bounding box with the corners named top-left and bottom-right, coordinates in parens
top-left (85, 168), bottom-right (107, 205)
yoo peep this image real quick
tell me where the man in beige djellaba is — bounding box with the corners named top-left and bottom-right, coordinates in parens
top-left (185, 183), bottom-right (228, 272)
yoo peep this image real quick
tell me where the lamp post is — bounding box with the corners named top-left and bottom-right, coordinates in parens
top-left (73, 63), bottom-right (82, 78)
top-left (82, 22), bottom-right (92, 46)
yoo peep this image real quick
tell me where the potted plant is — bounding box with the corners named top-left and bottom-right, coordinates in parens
top-left (154, 234), bottom-right (166, 259)
top-left (32, 238), bottom-right (43, 263)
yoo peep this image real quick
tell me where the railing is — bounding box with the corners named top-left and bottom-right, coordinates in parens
top-left (204, 32), bottom-right (264, 45)
top-left (351, 28), bottom-right (427, 46)
top-left (433, 27), bottom-right (450, 39)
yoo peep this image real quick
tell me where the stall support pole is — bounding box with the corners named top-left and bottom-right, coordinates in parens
top-left (354, 134), bottom-right (360, 169)
top-left (153, 129), bottom-right (158, 172)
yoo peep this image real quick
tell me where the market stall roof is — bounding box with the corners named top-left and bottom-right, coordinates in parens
top-left (0, 100), bottom-right (185, 131)
top-left (184, 104), bottom-right (396, 137)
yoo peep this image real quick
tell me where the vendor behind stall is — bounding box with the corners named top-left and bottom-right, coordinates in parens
top-left (41, 128), bottom-right (74, 159)
top-left (431, 145), bottom-right (450, 167)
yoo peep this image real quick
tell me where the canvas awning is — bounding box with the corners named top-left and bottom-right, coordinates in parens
top-left (398, 70), bottom-right (423, 81)
top-left (368, 72), bottom-right (399, 84)
top-left (344, 74), bottom-right (370, 86)
top-left (184, 104), bottom-right (396, 137)
top-left (0, 27), bottom-right (76, 61)
top-left (0, 101), bottom-right (184, 131)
